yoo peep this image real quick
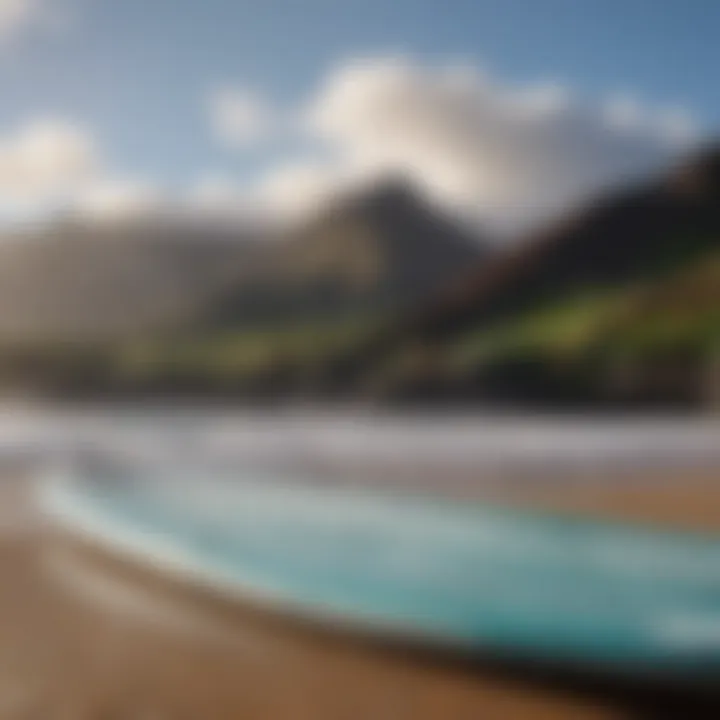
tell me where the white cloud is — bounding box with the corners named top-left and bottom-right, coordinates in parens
top-left (72, 178), bottom-right (164, 222)
top-left (189, 165), bottom-right (357, 226)
top-left (186, 174), bottom-right (262, 224)
top-left (254, 160), bottom-right (357, 221)
top-left (209, 87), bottom-right (273, 149)
top-left (0, 0), bottom-right (38, 40)
top-left (191, 174), bottom-right (243, 208)
top-left (0, 0), bottom-right (69, 43)
top-left (276, 55), bottom-right (701, 233)
top-left (0, 118), bottom-right (165, 225)
top-left (2, 56), bottom-right (700, 233)
top-left (0, 119), bottom-right (98, 201)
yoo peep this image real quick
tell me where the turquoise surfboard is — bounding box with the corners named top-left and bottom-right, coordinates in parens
top-left (42, 465), bottom-right (720, 683)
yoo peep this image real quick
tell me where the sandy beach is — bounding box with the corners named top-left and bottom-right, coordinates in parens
top-left (3, 468), bottom-right (720, 719)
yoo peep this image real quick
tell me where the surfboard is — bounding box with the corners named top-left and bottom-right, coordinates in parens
top-left (41, 464), bottom-right (720, 683)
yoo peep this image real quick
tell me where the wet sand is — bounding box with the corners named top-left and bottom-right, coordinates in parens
top-left (3, 470), bottom-right (720, 719)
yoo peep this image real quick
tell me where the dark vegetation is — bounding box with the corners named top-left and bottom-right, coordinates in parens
top-left (350, 147), bottom-right (720, 409)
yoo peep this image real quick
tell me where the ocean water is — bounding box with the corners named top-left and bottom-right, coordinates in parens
top-left (40, 451), bottom-right (720, 677)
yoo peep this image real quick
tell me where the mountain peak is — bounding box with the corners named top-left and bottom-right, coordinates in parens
top-left (348, 175), bottom-right (425, 211)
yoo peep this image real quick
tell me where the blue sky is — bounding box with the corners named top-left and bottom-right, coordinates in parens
top-left (1, 0), bottom-right (717, 227)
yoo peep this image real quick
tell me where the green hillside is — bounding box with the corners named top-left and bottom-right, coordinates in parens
top-left (356, 147), bottom-right (720, 408)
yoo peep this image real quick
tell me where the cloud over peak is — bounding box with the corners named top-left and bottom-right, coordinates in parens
top-left (0, 55), bottom-right (703, 232)
top-left (290, 55), bottom-right (700, 232)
